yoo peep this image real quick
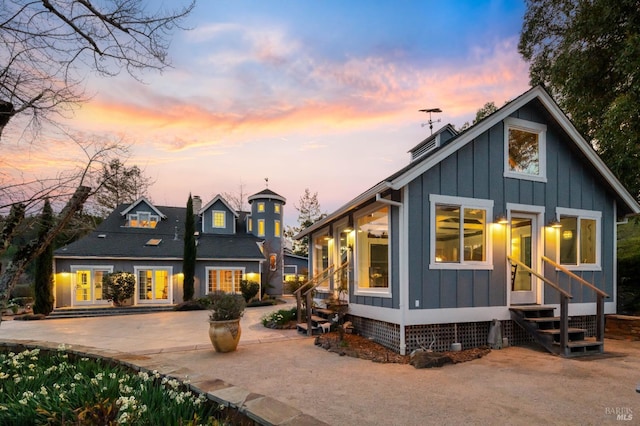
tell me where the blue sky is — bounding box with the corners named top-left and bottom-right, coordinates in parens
top-left (13, 0), bottom-right (530, 226)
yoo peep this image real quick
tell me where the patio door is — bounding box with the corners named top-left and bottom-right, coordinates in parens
top-left (510, 213), bottom-right (539, 304)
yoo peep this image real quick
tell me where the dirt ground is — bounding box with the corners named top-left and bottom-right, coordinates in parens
top-left (315, 332), bottom-right (491, 365)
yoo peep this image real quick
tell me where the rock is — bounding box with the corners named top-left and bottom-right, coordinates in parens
top-left (409, 350), bottom-right (452, 369)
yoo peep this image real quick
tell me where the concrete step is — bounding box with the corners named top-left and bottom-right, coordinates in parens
top-left (48, 305), bottom-right (175, 319)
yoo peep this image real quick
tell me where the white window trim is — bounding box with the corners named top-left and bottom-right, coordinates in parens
top-left (257, 202), bottom-right (265, 212)
top-left (70, 265), bottom-right (114, 306)
top-left (133, 266), bottom-right (173, 304)
top-left (503, 117), bottom-right (547, 183)
top-left (127, 211), bottom-right (159, 228)
top-left (257, 219), bottom-right (265, 237)
top-left (311, 227), bottom-right (333, 293)
top-left (353, 203), bottom-right (392, 297)
top-left (205, 267), bottom-right (245, 294)
top-left (212, 210), bottom-right (226, 228)
top-left (274, 204), bottom-right (281, 214)
top-left (429, 194), bottom-right (494, 270)
top-left (555, 207), bottom-right (602, 271)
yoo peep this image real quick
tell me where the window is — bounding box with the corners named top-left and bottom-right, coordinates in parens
top-left (72, 266), bottom-right (112, 303)
top-left (257, 219), bottom-right (265, 237)
top-left (504, 117), bottom-right (547, 182)
top-left (136, 268), bottom-right (170, 302)
top-left (557, 208), bottom-right (600, 269)
top-left (313, 234), bottom-right (332, 290)
top-left (274, 220), bottom-right (281, 237)
top-left (430, 195), bottom-right (493, 269)
top-left (247, 217), bottom-right (253, 232)
top-left (212, 211), bottom-right (225, 228)
top-left (274, 204), bottom-right (281, 214)
top-left (127, 212), bottom-right (159, 228)
top-left (355, 206), bottom-right (389, 291)
top-left (269, 254), bottom-right (277, 271)
top-left (207, 268), bottom-right (244, 293)
top-left (257, 202), bottom-right (265, 212)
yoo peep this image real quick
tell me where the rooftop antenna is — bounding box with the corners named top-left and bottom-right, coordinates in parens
top-left (419, 108), bottom-right (442, 135)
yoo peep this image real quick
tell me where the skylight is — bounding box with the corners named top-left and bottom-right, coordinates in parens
top-left (145, 238), bottom-right (162, 246)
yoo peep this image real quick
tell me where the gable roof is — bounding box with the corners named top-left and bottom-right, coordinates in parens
top-left (296, 85), bottom-right (640, 239)
top-left (198, 194), bottom-right (239, 217)
top-left (119, 196), bottom-right (167, 219)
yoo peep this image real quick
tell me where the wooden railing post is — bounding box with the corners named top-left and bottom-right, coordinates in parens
top-left (560, 294), bottom-right (569, 356)
top-left (296, 292), bottom-right (302, 324)
top-left (306, 291), bottom-right (313, 336)
top-left (596, 293), bottom-right (605, 342)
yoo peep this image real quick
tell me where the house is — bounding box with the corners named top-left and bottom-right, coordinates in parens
top-left (296, 86), bottom-right (640, 356)
top-left (53, 188), bottom-right (299, 307)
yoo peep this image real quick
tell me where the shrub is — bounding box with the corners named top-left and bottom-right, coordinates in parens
top-left (239, 280), bottom-right (260, 302)
top-left (174, 300), bottom-right (207, 311)
top-left (207, 291), bottom-right (245, 321)
top-left (261, 307), bottom-right (297, 328)
top-left (103, 272), bottom-right (135, 306)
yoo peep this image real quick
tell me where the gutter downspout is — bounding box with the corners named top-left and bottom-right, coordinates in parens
top-left (375, 192), bottom-right (407, 355)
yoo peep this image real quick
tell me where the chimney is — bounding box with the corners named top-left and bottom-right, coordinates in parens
top-left (192, 195), bottom-right (202, 213)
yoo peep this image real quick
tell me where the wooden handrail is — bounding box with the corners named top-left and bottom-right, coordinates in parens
top-left (293, 265), bottom-right (334, 296)
top-left (507, 256), bottom-right (572, 299)
top-left (541, 256), bottom-right (609, 298)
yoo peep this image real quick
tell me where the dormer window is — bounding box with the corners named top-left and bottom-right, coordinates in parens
top-left (128, 211), bottom-right (159, 228)
top-left (504, 117), bottom-right (547, 182)
top-left (212, 211), bottom-right (225, 228)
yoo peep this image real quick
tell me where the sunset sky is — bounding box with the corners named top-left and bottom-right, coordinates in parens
top-left (7, 0), bottom-right (531, 227)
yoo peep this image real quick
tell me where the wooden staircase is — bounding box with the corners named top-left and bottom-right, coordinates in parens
top-left (510, 306), bottom-right (603, 357)
top-left (296, 308), bottom-right (334, 335)
top-left (508, 255), bottom-right (608, 358)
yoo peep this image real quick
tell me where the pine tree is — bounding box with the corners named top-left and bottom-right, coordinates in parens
top-left (182, 194), bottom-right (196, 301)
top-left (33, 198), bottom-right (54, 315)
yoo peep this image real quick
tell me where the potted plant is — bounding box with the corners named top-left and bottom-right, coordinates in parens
top-left (207, 291), bottom-right (246, 352)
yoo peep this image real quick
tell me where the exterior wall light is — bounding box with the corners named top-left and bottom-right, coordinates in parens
top-left (496, 214), bottom-right (508, 225)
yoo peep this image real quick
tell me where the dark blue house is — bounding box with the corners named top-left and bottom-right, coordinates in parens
top-left (54, 189), bottom-right (300, 307)
top-left (297, 86), bottom-right (640, 355)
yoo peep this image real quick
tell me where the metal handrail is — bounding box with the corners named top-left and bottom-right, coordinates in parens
top-left (541, 256), bottom-right (609, 298)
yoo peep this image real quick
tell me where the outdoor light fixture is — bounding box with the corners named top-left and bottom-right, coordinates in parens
top-left (496, 214), bottom-right (508, 225)
top-left (548, 219), bottom-right (562, 228)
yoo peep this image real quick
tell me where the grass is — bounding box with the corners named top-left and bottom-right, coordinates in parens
top-left (0, 345), bottom-right (226, 425)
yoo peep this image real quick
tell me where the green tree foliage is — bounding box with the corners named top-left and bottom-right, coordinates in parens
top-left (103, 272), bottom-right (135, 306)
top-left (182, 195), bottom-right (196, 301)
top-left (458, 102), bottom-right (499, 132)
top-left (284, 189), bottom-right (326, 257)
top-left (94, 159), bottom-right (154, 217)
top-left (519, 0), bottom-right (640, 199)
top-left (33, 199), bottom-right (54, 315)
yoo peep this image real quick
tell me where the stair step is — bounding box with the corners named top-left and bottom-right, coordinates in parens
top-left (310, 315), bottom-right (330, 324)
top-left (509, 306), bottom-right (556, 318)
top-left (314, 308), bottom-right (333, 316)
top-left (566, 339), bottom-right (603, 349)
top-left (524, 316), bottom-right (561, 323)
top-left (538, 328), bottom-right (585, 335)
top-left (296, 323), bottom-right (320, 335)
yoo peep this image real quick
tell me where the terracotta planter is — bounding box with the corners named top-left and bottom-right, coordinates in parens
top-left (208, 319), bottom-right (242, 352)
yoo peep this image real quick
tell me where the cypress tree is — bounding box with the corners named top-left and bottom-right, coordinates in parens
top-left (182, 194), bottom-right (196, 301)
top-left (33, 198), bottom-right (54, 315)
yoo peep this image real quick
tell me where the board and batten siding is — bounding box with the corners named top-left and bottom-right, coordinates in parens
top-left (406, 100), bottom-right (616, 310)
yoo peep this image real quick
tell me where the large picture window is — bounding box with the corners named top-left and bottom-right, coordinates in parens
top-left (355, 206), bottom-right (389, 292)
top-left (557, 208), bottom-right (600, 269)
top-left (430, 195), bottom-right (493, 269)
top-left (504, 117), bottom-right (547, 182)
top-left (313, 233), bottom-right (332, 290)
top-left (207, 268), bottom-right (244, 294)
